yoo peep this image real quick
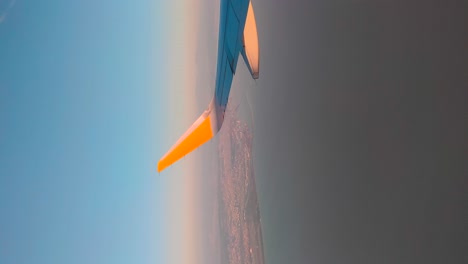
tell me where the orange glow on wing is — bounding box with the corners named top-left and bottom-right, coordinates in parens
top-left (243, 2), bottom-right (259, 78)
top-left (158, 115), bottom-right (213, 172)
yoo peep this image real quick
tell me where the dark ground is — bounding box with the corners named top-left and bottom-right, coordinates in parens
top-left (248, 1), bottom-right (468, 264)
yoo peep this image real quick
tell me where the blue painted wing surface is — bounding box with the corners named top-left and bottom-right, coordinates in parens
top-left (214, 0), bottom-right (250, 112)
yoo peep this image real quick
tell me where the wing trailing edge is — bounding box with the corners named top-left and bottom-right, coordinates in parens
top-left (242, 1), bottom-right (260, 79)
top-left (158, 98), bottom-right (221, 172)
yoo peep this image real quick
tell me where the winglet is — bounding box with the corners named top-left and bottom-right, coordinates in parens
top-left (158, 98), bottom-right (221, 172)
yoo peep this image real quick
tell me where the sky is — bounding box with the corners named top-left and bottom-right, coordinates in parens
top-left (0, 0), bottom-right (188, 263)
top-left (0, 0), bottom-right (226, 263)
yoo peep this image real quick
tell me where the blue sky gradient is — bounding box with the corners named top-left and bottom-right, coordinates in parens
top-left (0, 1), bottom-right (169, 263)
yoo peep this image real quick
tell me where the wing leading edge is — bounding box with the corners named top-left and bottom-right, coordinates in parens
top-left (158, 0), bottom-right (259, 172)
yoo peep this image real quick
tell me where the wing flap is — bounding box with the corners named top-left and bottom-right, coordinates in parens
top-left (242, 2), bottom-right (260, 79)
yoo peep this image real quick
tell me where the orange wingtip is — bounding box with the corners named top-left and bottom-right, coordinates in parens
top-left (158, 114), bottom-right (214, 172)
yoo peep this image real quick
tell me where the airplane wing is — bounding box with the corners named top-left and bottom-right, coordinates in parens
top-left (158, 0), bottom-right (259, 172)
